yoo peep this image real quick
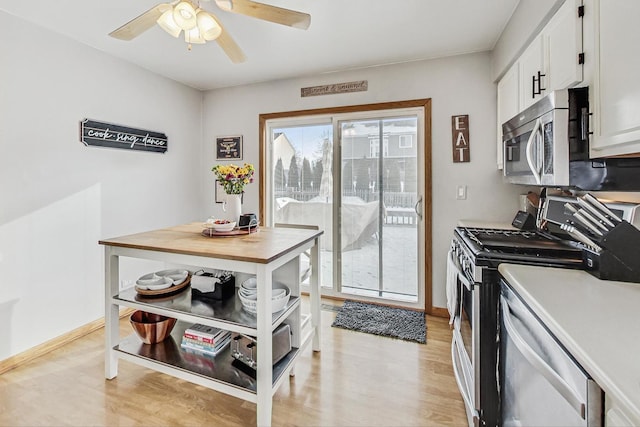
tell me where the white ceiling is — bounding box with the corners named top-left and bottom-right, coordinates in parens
top-left (0, 0), bottom-right (520, 91)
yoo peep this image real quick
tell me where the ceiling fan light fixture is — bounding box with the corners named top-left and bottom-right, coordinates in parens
top-left (173, 1), bottom-right (198, 30)
top-left (157, 10), bottom-right (182, 38)
top-left (185, 26), bottom-right (206, 44)
top-left (214, 0), bottom-right (233, 12)
top-left (196, 11), bottom-right (222, 41)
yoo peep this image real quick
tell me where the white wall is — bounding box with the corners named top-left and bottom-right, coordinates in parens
top-left (0, 12), bottom-right (203, 360)
top-left (202, 52), bottom-right (524, 309)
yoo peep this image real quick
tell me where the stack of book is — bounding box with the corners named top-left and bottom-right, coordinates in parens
top-left (180, 324), bottom-right (231, 356)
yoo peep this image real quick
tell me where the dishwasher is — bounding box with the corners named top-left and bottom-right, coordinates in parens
top-left (499, 281), bottom-right (603, 426)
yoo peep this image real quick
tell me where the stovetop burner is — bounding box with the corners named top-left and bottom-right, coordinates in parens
top-left (455, 226), bottom-right (583, 268)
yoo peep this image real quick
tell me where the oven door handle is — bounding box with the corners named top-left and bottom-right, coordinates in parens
top-left (500, 295), bottom-right (586, 420)
top-left (525, 118), bottom-right (543, 185)
top-left (451, 338), bottom-right (480, 425)
top-left (454, 260), bottom-right (473, 291)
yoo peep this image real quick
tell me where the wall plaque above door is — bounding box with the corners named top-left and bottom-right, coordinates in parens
top-left (80, 119), bottom-right (167, 153)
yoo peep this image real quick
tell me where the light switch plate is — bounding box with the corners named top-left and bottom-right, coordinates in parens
top-left (456, 185), bottom-right (467, 200)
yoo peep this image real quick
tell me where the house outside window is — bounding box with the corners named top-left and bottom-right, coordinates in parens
top-left (399, 134), bottom-right (413, 148)
top-left (369, 136), bottom-right (389, 158)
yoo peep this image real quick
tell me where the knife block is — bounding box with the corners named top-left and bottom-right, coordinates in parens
top-left (583, 221), bottom-right (640, 283)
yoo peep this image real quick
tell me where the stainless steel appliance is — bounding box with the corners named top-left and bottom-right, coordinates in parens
top-left (502, 87), bottom-right (640, 190)
top-left (448, 227), bottom-right (583, 427)
top-left (499, 281), bottom-right (603, 426)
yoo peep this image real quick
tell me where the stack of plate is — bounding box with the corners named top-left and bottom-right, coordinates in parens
top-left (238, 278), bottom-right (290, 314)
top-left (135, 269), bottom-right (189, 291)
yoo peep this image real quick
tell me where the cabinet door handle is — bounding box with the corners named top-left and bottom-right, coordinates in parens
top-left (537, 71), bottom-right (546, 93)
top-left (532, 71), bottom-right (546, 97)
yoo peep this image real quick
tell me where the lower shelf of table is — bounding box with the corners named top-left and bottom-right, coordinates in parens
top-left (114, 321), bottom-right (299, 398)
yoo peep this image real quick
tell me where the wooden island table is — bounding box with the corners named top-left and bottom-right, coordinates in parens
top-left (99, 222), bottom-right (323, 426)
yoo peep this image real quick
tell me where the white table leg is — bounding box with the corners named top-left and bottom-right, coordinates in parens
top-left (256, 265), bottom-right (273, 427)
top-left (104, 248), bottom-right (119, 379)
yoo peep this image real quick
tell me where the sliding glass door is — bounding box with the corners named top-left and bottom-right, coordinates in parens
top-left (338, 116), bottom-right (420, 301)
top-left (265, 108), bottom-right (424, 308)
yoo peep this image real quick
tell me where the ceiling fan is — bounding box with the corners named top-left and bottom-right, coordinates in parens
top-left (109, 0), bottom-right (311, 63)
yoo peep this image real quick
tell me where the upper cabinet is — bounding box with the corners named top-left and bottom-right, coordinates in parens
top-left (518, 34), bottom-right (546, 110)
top-left (544, 0), bottom-right (584, 94)
top-left (496, 0), bottom-right (584, 168)
top-left (496, 63), bottom-right (519, 169)
top-left (587, 0), bottom-right (640, 157)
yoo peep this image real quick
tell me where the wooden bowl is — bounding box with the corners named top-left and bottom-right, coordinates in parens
top-left (129, 310), bottom-right (177, 344)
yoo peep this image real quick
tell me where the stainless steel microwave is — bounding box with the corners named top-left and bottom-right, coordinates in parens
top-left (502, 87), bottom-right (640, 191)
top-left (502, 89), bottom-right (586, 186)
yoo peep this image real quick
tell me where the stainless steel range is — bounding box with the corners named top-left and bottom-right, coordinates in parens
top-left (448, 227), bottom-right (583, 427)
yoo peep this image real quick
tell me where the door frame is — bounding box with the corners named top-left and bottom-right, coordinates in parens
top-left (258, 99), bottom-right (433, 314)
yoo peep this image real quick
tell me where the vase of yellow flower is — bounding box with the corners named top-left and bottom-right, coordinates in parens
top-left (222, 194), bottom-right (242, 224)
top-left (212, 163), bottom-right (255, 223)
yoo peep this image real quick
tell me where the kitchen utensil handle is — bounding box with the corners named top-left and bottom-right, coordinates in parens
top-left (573, 211), bottom-right (604, 236)
top-left (578, 208), bottom-right (608, 232)
top-left (562, 224), bottom-right (602, 252)
top-left (577, 198), bottom-right (615, 228)
top-left (564, 202), bottom-right (579, 215)
top-left (583, 194), bottom-right (622, 222)
top-left (525, 118), bottom-right (542, 185)
top-left (500, 295), bottom-right (586, 420)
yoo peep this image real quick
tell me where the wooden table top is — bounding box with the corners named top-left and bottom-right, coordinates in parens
top-left (99, 222), bottom-right (323, 264)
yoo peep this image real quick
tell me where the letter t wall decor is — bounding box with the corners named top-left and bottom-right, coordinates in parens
top-left (451, 115), bottom-right (470, 163)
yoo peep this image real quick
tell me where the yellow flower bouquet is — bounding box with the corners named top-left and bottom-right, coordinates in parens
top-left (212, 163), bottom-right (255, 194)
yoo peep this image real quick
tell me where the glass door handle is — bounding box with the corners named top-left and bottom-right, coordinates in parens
top-left (414, 196), bottom-right (423, 221)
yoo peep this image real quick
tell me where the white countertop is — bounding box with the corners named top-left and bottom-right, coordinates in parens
top-left (498, 264), bottom-right (640, 423)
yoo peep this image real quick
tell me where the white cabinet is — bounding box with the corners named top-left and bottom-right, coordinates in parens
top-left (588, 0), bottom-right (640, 157)
top-left (519, 0), bottom-right (583, 109)
top-left (605, 394), bottom-right (640, 427)
top-left (519, 34), bottom-right (546, 110)
top-left (496, 63), bottom-right (519, 169)
top-left (496, 0), bottom-right (583, 168)
top-left (544, 0), bottom-right (584, 92)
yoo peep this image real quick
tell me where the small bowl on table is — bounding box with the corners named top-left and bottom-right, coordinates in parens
top-left (129, 310), bottom-right (177, 344)
top-left (204, 219), bottom-right (236, 232)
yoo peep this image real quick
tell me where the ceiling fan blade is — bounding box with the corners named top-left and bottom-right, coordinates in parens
top-left (109, 3), bottom-right (173, 41)
top-left (208, 15), bottom-right (247, 63)
top-left (215, 0), bottom-right (311, 30)
top-left (216, 29), bottom-right (247, 63)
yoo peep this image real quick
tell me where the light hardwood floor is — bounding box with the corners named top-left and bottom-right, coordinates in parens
top-left (0, 301), bottom-right (466, 426)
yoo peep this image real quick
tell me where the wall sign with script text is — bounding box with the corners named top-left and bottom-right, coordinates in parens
top-left (301, 80), bottom-right (368, 97)
top-left (451, 115), bottom-right (470, 163)
top-left (216, 136), bottom-right (243, 160)
top-left (80, 119), bottom-right (167, 153)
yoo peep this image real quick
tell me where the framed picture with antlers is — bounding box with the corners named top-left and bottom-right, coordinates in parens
top-left (216, 135), bottom-right (243, 160)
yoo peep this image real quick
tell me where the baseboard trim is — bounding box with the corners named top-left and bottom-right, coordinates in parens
top-left (429, 306), bottom-right (449, 318)
top-left (0, 307), bottom-right (135, 375)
